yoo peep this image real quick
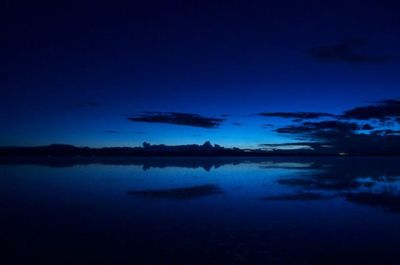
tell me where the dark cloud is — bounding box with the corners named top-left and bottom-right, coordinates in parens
top-left (128, 112), bottom-right (225, 128)
top-left (274, 119), bottom-right (400, 154)
top-left (259, 112), bottom-right (335, 119)
top-left (361, 124), bottom-right (374, 130)
top-left (308, 39), bottom-right (392, 64)
top-left (128, 184), bottom-right (223, 200)
top-left (262, 192), bottom-right (330, 201)
top-left (276, 121), bottom-right (360, 136)
top-left (261, 99), bottom-right (400, 154)
top-left (260, 99), bottom-right (400, 125)
top-left (371, 129), bottom-right (400, 136)
top-left (341, 99), bottom-right (400, 121)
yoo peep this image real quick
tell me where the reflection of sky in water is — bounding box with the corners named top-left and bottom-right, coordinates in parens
top-left (2, 157), bottom-right (400, 264)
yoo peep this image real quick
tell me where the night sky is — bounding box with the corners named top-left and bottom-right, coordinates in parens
top-left (1, 0), bottom-right (400, 149)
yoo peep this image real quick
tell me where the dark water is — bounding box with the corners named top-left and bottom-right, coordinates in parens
top-left (2, 157), bottom-right (400, 265)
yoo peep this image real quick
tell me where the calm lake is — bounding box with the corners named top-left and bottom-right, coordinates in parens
top-left (2, 157), bottom-right (400, 265)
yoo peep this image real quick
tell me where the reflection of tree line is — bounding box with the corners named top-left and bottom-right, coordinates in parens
top-left (0, 157), bottom-right (249, 170)
top-left (0, 156), bottom-right (319, 171)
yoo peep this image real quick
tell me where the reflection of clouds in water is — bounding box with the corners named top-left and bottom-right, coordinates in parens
top-left (0, 157), bottom-right (325, 172)
top-left (259, 162), bottom-right (315, 169)
top-left (269, 159), bottom-right (400, 213)
top-left (345, 191), bottom-right (400, 213)
top-left (4, 157), bottom-right (400, 212)
top-left (128, 184), bottom-right (223, 200)
top-left (356, 177), bottom-right (400, 192)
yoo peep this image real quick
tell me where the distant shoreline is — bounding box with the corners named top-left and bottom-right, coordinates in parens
top-left (1, 144), bottom-right (400, 157)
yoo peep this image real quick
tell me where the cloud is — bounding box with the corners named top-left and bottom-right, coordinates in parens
top-left (259, 112), bottom-right (335, 120)
top-left (361, 124), bottom-right (374, 130)
top-left (260, 99), bottom-right (400, 154)
top-left (232, 122), bottom-right (243, 126)
top-left (308, 39), bottom-right (392, 64)
top-left (128, 112), bottom-right (225, 128)
top-left (276, 120), bottom-right (360, 136)
top-left (341, 99), bottom-right (400, 121)
top-left (128, 184), bottom-right (223, 200)
top-left (261, 123), bottom-right (274, 129)
top-left (273, 119), bottom-right (400, 154)
top-left (262, 192), bottom-right (330, 201)
top-left (259, 99), bottom-right (400, 124)
top-left (371, 129), bottom-right (400, 136)
top-left (259, 142), bottom-right (326, 150)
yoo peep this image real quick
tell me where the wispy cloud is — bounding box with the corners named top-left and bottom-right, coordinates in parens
top-left (259, 112), bottom-right (335, 120)
top-left (308, 39), bottom-right (393, 64)
top-left (259, 142), bottom-right (325, 150)
top-left (232, 122), bottom-right (243, 126)
top-left (275, 120), bottom-right (361, 136)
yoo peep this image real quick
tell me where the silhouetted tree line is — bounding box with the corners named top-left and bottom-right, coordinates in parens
top-left (1, 140), bottom-right (400, 157)
top-left (0, 142), bottom-right (246, 157)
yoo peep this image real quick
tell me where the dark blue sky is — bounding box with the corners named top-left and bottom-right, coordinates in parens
top-left (1, 0), bottom-right (400, 148)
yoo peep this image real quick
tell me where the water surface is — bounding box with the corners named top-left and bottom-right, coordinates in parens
top-left (2, 157), bottom-right (400, 264)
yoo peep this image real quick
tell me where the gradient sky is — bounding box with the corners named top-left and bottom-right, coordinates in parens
top-left (1, 0), bottom-right (400, 148)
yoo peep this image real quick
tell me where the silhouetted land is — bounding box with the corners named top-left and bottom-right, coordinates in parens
top-left (1, 141), bottom-right (400, 159)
